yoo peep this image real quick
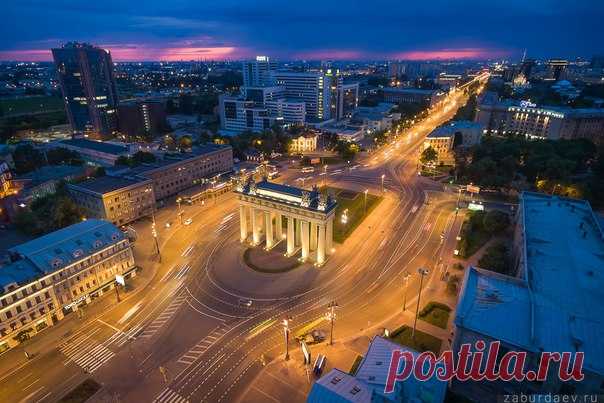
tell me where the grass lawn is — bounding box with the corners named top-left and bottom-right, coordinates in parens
top-left (0, 95), bottom-right (64, 116)
top-left (321, 186), bottom-right (383, 243)
top-left (457, 219), bottom-right (491, 258)
top-left (418, 301), bottom-right (452, 329)
top-left (58, 378), bottom-right (101, 403)
top-left (349, 355), bottom-right (364, 375)
top-left (321, 156), bottom-right (345, 165)
top-left (388, 325), bottom-right (442, 354)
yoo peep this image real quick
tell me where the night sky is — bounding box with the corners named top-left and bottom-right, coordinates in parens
top-left (1, 0), bottom-right (603, 61)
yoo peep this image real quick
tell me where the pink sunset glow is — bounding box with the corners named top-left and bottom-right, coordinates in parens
top-left (0, 45), bottom-right (247, 62)
top-left (0, 45), bottom-right (509, 62)
top-left (392, 48), bottom-right (509, 60)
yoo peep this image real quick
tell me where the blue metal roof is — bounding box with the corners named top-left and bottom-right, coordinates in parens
top-left (456, 192), bottom-right (604, 375)
top-left (60, 139), bottom-right (129, 155)
top-left (10, 219), bottom-right (126, 275)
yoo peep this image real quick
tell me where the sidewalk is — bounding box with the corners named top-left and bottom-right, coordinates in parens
top-left (0, 223), bottom-right (161, 381)
top-left (241, 267), bottom-right (458, 403)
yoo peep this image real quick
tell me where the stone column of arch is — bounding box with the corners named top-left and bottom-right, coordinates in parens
top-left (326, 217), bottom-right (334, 254)
top-left (310, 222), bottom-right (318, 251)
top-left (276, 213), bottom-right (284, 239)
top-left (317, 223), bottom-right (326, 265)
top-left (301, 220), bottom-right (310, 260)
top-left (252, 208), bottom-right (261, 245)
top-left (239, 205), bottom-right (248, 242)
top-left (265, 211), bottom-right (273, 249)
top-left (287, 216), bottom-right (295, 255)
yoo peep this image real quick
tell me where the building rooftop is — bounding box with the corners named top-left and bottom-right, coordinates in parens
top-left (125, 144), bottom-right (231, 175)
top-left (10, 219), bottom-right (126, 275)
top-left (235, 179), bottom-right (337, 213)
top-left (383, 87), bottom-right (440, 95)
top-left (0, 259), bottom-right (43, 292)
top-left (69, 175), bottom-right (151, 195)
top-left (456, 192), bottom-right (604, 375)
top-left (307, 336), bottom-right (447, 403)
top-left (60, 138), bottom-right (129, 156)
top-left (307, 369), bottom-right (372, 403)
top-left (427, 120), bottom-right (483, 138)
top-left (18, 164), bottom-right (86, 184)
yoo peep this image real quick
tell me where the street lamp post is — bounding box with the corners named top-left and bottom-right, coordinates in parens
top-left (176, 197), bottom-right (183, 224)
top-left (282, 317), bottom-right (292, 360)
top-left (115, 281), bottom-right (121, 302)
top-left (412, 268), bottom-right (429, 339)
top-left (326, 301), bottom-right (338, 345)
top-left (364, 189), bottom-right (368, 215)
top-left (151, 211), bottom-right (161, 262)
top-left (381, 174), bottom-right (385, 193)
top-left (402, 272), bottom-right (410, 311)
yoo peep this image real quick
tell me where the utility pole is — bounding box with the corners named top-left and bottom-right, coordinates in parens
top-left (282, 317), bottom-right (292, 360)
top-left (402, 272), bottom-right (410, 311)
top-left (115, 281), bottom-right (121, 302)
top-left (326, 301), bottom-right (338, 345)
top-left (151, 211), bottom-right (161, 262)
top-left (176, 197), bottom-right (183, 224)
top-left (413, 268), bottom-right (429, 339)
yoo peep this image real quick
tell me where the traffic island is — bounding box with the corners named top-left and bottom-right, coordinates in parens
top-left (243, 247), bottom-right (302, 274)
top-left (320, 186), bottom-right (383, 243)
top-left (387, 325), bottom-right (442, 354)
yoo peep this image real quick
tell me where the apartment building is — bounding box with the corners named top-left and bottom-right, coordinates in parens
top-left (423, 120), bottom-right (483, 165)
top-left (271, 71), bottom-right (332, 121)
top-left (127, 145), bottom-right (233, 200)
top-left (68, 176), bottom-right (155, 226)
top-left (476, 92), bottom-right (604, 143)
top-left (453, 192), bottom-right (604, 400)
top-left (0, 219), bottom-right (135, 352)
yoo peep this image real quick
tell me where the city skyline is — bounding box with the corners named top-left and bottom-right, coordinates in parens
top-left (1, 0), bottom-right (603, 62)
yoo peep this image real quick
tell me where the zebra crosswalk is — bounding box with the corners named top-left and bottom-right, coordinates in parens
top-left (60, 329), bottom-right (115, 373)
top-left (139, 293), bottom-right (187, 339)
top-left (177, 326), bottom-right (227, 365)
top-left (105, 324), bottom-right (144, 347)
top-left (153, 388), bottom-right (189, 403)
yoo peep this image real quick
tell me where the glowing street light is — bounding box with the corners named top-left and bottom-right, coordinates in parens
top-left (282, 317), bottom-right (292, 360)
top-left (402, 272), bottom-right (410, 311)
top-left (176, 197), bottom-right (184, 224)
top-left (412, 268), bottom-right (429, 339)
top-left (341, 208), bottom-right (349, 225)
top-left (326, 301), bottom-right (338, 345)
top-left (151, 211), bottom-right (161, 262)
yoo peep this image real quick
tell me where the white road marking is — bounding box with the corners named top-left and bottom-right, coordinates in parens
top-left (153, 388), bottom-right (189, 403)
top-left (176, 327), bottom-right (227, 365)
top-left (139, 294), bottom-right (187, 339)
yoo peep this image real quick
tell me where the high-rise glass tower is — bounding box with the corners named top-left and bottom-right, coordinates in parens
top-left (52, 42), bottom-right (119, 139)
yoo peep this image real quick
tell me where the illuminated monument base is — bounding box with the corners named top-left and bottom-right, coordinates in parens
top-left (235, 179), bottom-right (336, 266)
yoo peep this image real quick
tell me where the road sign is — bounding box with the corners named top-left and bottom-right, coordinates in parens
top-left (115, 274), bottom-right (125, 286)
top-left (301, 340), bottom-right (311, 365)
top-left (466, 184), bottom-right (480, 194)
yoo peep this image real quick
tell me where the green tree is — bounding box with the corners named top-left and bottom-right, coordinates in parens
top-left (482, 210), bottom-right (510, 234)
top-left (132, 151), bottom-right (156, 164)
top-left (420, 146), bottom-right (438, 166)
top-left (478, 243), bottom-right (509, 274)
top-left (12, 144), bottom-right (44, 174)
top-left (179, 135), bottom-right (193, 150)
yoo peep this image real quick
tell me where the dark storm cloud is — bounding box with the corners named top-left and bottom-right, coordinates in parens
top-left (1, 0), bottom-right (603, 60)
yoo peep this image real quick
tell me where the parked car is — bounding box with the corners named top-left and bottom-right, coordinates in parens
top-left (184, 218), bottom-right (193, 225)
